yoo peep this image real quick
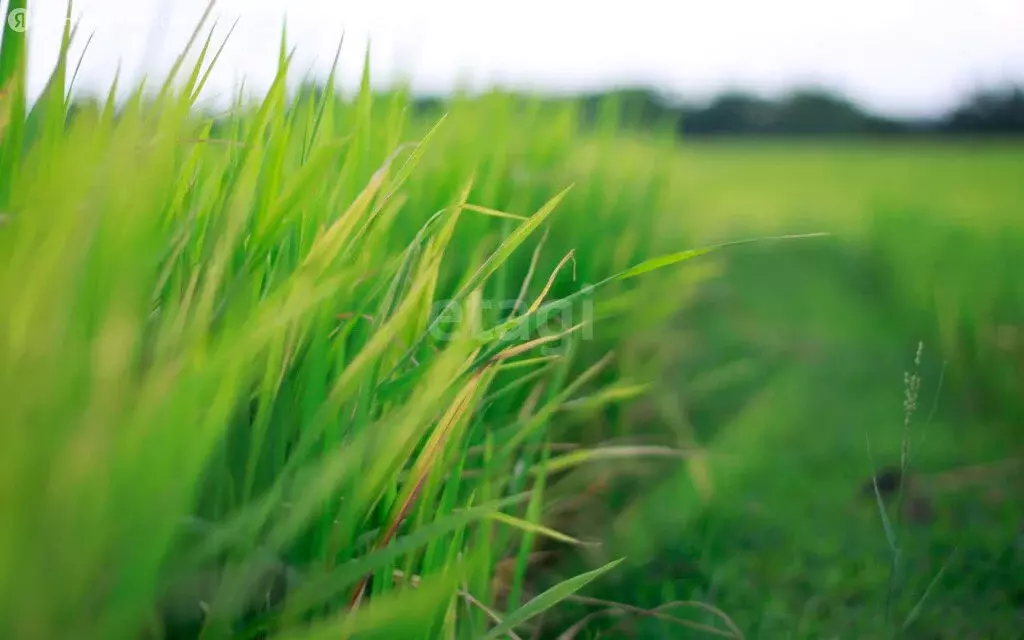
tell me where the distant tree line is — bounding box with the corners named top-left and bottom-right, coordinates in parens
top-left (61, 82), bottom-right (1024, 139)
top-left (563, 85), bottom-right (1024, 137)
top-left (412, 84), bottom-right (1024, 138)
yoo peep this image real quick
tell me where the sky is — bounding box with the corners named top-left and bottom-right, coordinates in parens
top-left (7, 0), bottom-right (1024, 118)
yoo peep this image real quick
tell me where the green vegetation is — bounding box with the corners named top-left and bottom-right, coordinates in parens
top-left (0, 7), bottom-right (736, 639)
top-left (545, 141), bottom-right (1024, 638)
top-left (563, 85), bottom-right (1024, 137)
top-left (2, 4), bottom-right (1022, 639)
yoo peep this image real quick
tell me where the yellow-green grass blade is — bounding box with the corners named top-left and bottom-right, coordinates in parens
top-left (483, 559), bottom-right (626, 639)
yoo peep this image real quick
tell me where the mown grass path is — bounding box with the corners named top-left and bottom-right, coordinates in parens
top-left (587, 239), bottom-right (1023, 638)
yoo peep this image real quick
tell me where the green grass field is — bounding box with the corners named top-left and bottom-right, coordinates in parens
top-left (494, 138), bottom-right (1023, 637)
top-left (547, 142), bottom-right (1024, 638)
top-left (1, 7), bottom-right (1021, 639)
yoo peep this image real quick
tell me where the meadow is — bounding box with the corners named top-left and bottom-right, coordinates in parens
top-left (1, 6), bottom-right (1022, 639)
top-left (556, 141), bottom-right (1024, 637)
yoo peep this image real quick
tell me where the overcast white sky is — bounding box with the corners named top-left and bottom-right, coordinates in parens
top-left (7, 0), bottom-right (1024, 117)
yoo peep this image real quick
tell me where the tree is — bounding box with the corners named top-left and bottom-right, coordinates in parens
top-left (942, 86), bottom-right (1024, 135)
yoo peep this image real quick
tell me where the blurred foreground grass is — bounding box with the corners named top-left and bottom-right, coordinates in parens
top-left (1, 4), bottom-right (1022, 639)
top-left (0, 7), bottom-right (732, 639)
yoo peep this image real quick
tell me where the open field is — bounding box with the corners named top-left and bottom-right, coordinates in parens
top-left (1, 11), bottom-right (1022, 640)
top-left (542, 141), bottom-right (1024, 638)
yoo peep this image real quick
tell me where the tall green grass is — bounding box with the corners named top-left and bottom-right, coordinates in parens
top-left (865, 208), bottom-right (1024, 419)
top-left (652, 139), bottom-right (1024, 425)
top-left (0, 4), bottom-right (739, 638)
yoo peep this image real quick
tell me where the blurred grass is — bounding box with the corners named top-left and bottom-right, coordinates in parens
top-left (0, 5), bottom-right (723, 639)
top-left (544, 142), bottom-right (1024, 638)
top-left (2, 3), bottom-right (1023, 639)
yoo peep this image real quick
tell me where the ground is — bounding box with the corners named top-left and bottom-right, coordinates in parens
top-left (533, 142), bottom-right (1024, 639)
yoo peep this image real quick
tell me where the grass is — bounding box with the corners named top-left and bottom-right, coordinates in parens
top-left (0, 5), bottom-right (741, 639)
top-left (537, 143), bottom-right (1024, 638)
top-left (2, 3), bottom-right (1023, 639)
